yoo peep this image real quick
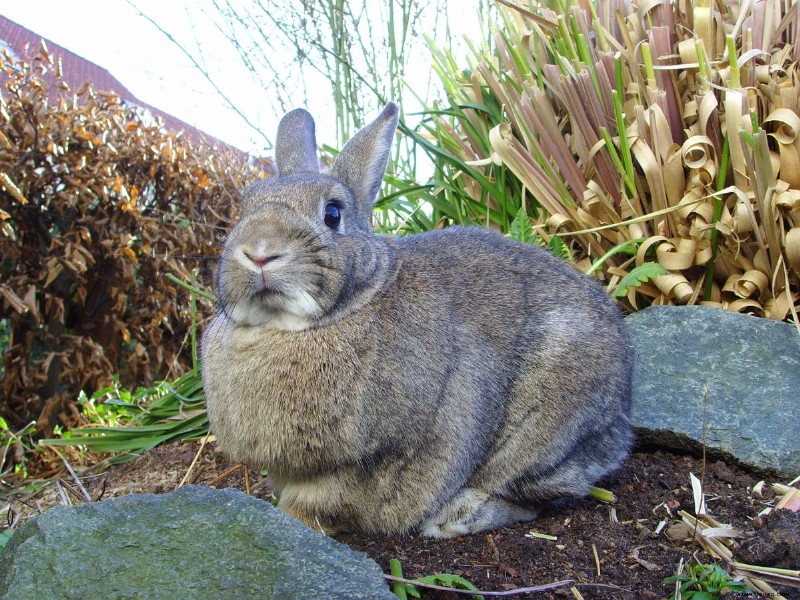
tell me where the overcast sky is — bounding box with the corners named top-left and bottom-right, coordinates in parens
top-left (2, 1), bottom-right (487, 156)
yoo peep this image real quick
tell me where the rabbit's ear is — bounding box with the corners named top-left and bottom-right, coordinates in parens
top-left (330, 103), bottom-right (399, 228)
top-left (275, 109), bottom-right (321, 177)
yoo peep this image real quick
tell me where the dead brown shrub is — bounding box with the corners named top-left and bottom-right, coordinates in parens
top-left (0, 49), bottom-right (267, 436)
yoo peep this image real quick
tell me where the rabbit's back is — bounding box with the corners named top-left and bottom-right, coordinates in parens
top-left (397, 225), bottom-right (618, 309)
top-left (394, 226), bottom-right (631, 380)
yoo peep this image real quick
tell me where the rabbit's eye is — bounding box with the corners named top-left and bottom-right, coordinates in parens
top-left (324, 202), bottom-right (341, 229)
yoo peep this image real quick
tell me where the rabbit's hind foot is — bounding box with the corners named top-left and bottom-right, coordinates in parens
top-left (420, 488), bottom-right (539, 538)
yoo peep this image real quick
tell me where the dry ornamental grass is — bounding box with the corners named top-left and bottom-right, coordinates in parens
top-left (423, 0), bottom-right (800, 325)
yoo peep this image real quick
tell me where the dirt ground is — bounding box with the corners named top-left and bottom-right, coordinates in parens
top-left (4, 440), bottom-right (799, 599)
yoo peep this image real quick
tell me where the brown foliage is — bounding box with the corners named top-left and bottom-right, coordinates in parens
top-left (0, 49), bottom-right (266, 436)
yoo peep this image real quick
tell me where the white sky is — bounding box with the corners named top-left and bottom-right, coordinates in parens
top-left (2, 1), bottom-right (488, 157)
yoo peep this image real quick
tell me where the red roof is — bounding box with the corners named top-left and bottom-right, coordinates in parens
top-left (0, 14), bottom-right (237, 150)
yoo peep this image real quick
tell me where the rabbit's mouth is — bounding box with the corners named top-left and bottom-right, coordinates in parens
top-left (255, 287), bottom-right (278, 300)
top-left (223, 283), bottom-right (322, 331)
top-left (250, 270), bottom-right (285, 301)
top-left (250, 286), bottom-right (289, 311)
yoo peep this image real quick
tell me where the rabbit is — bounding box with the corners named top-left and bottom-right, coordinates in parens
top-left (200, 102), bottom-right (634, 538)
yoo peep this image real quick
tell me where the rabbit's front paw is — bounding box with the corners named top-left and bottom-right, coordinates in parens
top-left (421, 488), bottom-right (539, 538)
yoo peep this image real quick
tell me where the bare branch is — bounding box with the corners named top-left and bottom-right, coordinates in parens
top-left (125, 0), bottom-right (271, 146)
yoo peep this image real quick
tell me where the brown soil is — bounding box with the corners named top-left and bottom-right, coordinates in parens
top-left (5, 442), bottom-right (799, 599)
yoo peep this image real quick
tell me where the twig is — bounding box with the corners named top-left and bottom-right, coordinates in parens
top-left (383, 575), bottom-right (629, 596)
top-left (384, 574), bottom-right (575, 596)
top-left (4, 502), bottom-right (19, 530)
top-left (700, 384), bottom-right (708, 494)
top-left (61, 457), bottom-right (92, 502)
top-left (58, 480), bottom-right (89, 504)
top-left (124, 0), bottom-right (270, 146)
top-left (44, 445), bottom-right (92, 502)
top-left (592, 543), bottom-right (601, 577)
top-left (92, 477), bottom-right (108, 502)
top-left (207, 463), bottom-right (249, 488)
top-left (177, 433), bottom-right (211, 489)
top-left (54, 481), bottom-right (70, 507)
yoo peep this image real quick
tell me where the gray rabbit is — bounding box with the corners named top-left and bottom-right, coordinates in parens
top-left (201, 103), bottom-right (633, 537)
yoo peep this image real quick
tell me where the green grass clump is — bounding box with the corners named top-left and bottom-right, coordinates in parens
top-left (40, 369), bottom-right (208, 465)
top-left (665, 561), bottom-right (751, 599)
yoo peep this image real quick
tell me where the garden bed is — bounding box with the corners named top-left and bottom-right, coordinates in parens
top-left (7, 441), bottom-right (797, 598)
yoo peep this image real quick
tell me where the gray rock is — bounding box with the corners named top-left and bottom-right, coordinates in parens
top-left (627, 305), bottom-right (800, 476)
top-left (0, 485), bottom-right (395, 600)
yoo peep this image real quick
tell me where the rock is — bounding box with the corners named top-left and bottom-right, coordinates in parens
top-left (626, 305), bottom-right (800, 476)
top-left (0, 485), bottom-right (395, 600)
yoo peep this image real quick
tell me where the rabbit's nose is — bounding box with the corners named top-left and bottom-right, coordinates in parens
top-left (244, 250), bottom-right (281, 268)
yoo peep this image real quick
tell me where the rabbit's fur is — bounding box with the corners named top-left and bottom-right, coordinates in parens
top-left (201, 103), bottom-right (633, 537)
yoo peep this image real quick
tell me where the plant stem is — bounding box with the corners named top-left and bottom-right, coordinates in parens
top-left (190, 270), bottom-right (198, 372)
top-left (727, 36), bottom-right (741, 88)
top-left (589, 485), bottom-right (616, 503)
top-left (702, 136), bottom-right (730, 300)
top-left (641, 42), bottom-right (657, 91)
top-left (388, 558), bottom-right (408, 600)
top-left (165, 273), bottom-right (217, 303)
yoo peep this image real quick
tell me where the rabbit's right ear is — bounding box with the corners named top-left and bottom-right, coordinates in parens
top-left (329, 103), bottom-right (399, 230)
top-left (275, 109), bottom-right (320, 177)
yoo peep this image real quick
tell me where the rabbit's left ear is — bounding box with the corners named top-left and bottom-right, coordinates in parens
top-left (275, 108), bottom-right (321, 177)
top-left (330, 103), bottom-right (399, 229)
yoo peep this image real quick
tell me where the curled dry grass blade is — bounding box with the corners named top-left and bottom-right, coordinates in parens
top-left (408, 0), bottom-right (800, 324)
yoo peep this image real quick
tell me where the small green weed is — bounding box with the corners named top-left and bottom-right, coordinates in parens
top-left (508, 206), bottom-right (571, 261)
top-left (389, 558), bottom-right (482, 600)
top-left (0, 417), bottom-right (36, 479)
top-left (76, 381), bottom-right (141, 428)
top-left (546, 235), bottom-right (571, 262)
top-left (664, 561), bottom-right (751, 599)
top-left (404, 573), bottom-right (482, 599)
top-left (509, 206), bottom-right (535, 245)
top-left (611, 262), bottom-right (667, 299)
